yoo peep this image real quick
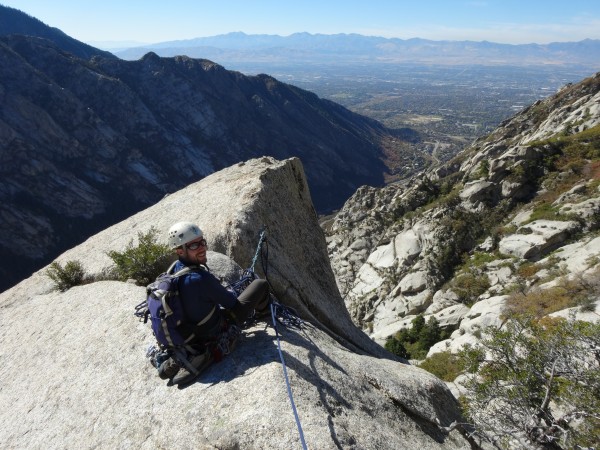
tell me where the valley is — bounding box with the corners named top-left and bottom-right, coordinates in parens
top-left (228, 62), bottom-right (596, 164)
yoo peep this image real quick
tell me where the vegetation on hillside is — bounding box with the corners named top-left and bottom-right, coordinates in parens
top-left (457, 313), bottom-right (600, 449)
top-left (414, 267), bottom-right (600, 448)
top-left (46, 260), bottom-right (89, 291)
top-left (46, 227), bottom-right (172, 290)
top-left (107, 227), bottom-right (172, 286)
top-left (385, 314), bottom-right (453, 360)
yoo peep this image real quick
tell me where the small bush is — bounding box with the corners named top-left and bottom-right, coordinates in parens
top-left (385, 315), bottom-right (450, 360)
top-left (505, 274), bottom-right (596, 318)
top-left (419, 351), bottom-right (463, 381)
top-left (526, 201), bottom-right (574, 223)
top-left (451, 272), bottom-right (490, 305)
top-left (516, 261), bottom-right (541, 279)
top-left (46, 260), bottom-right (88, 291)
top-left (402, 341), bottom-right (428, 360)
top-left (385, 337), bottom-right (409, 359)
top-left (474, 160), bottom-right (489, 180)
top-left (107, 227), bottom-right (172, 286)
top-left (469, 251), bottom-right (498, 268)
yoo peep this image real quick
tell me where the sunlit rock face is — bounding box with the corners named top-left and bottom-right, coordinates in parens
top-left (0, 157), bottom-right (472, 449)
top-left (327, 72), bottom-right (600, 347)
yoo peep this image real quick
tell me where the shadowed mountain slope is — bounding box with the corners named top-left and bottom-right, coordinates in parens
top-left (0, 8), bottom-right (415, 291)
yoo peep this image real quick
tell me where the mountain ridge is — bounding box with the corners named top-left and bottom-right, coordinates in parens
top-left (0, 4), bottom-right (115, 59)
top-left (325, 71), bottom-right (600, 348)
top-left (0, 10), bottom-right (418, 292)
top-left (114, 32), bottom-right (600, 68)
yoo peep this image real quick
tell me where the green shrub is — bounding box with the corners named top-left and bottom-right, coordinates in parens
top-left (451, 271), bottom-right (490, 305)
top-left (419, 351), bottom-right (463, 381)
top-left (433, 208), bottom-right (486, 280)
top-left (469, 251), bottom-right (498, 268)
top-left (562, 123), bottom-right (600, 160)
top-left (516, 261), bottom-right (541, 279)
top-left (385, 337), bottom-right (409, 359)
top-left (46, 260), bottom-right (88, 291)
top-left (385, 315), bottom-right (450, 360)
top-left (505, 272), bottom-right (597, 318)
top-left (457, 314), bottom-right (600, 448)
top-left (474, 160), bottom-right (489, 180)
top-left (107, 227), bottom-right (172, 286)
top-left (402, 341), bottom-right (428, 360)
top-left (526, 201), bottom-right (574, 223)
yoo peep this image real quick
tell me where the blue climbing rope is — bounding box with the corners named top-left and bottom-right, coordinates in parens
top-left (271, 302), bottom-right (308, 450)
top-left (249, 227), bottom-right (267, 273)
top-left (233, 227), bottom-right (308, 449)
top-left (228, 227), bottom-right (267, 296)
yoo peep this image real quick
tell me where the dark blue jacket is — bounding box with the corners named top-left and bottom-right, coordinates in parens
top-left (173, 260), bottom-right (238, 339)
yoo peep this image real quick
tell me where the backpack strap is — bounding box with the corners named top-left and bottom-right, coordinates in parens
top-left (167, 261), bottom-right (209, 276)
top-left (195, 306), bottom-right (216, 327)
top-left (160, 265), bottom-right (196, 317)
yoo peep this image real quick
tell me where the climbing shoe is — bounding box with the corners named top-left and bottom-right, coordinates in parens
top-left (157, 358), bottom-right (180, 380)
top-left (218, 324), bottom-right (241, 356)
top-left (254, 305), bottom-right (272, 320)
top-left (172, 348), bottom-right (213, 386)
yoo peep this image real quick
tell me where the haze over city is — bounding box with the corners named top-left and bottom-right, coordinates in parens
top-left (2, 0), bottom-right (600, 47)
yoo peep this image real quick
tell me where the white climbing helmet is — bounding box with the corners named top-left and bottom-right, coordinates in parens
top-left (167, 221), bottom-right (203, 249)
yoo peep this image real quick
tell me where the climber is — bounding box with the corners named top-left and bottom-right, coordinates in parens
top-left (159, 221), bottom-right (270, 385)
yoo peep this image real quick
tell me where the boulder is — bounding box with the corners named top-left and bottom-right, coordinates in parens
top-left (366, 229), bottom-right (422, 270)
top-left (550, 300), bottom-right (600, 323)
top-left (553, 181), bottom-right (588, 205)
top-left (459, 295), bottom-right (509, 335)
top-left (396, 270), bottom-right (429, 295)
top-left (350, 263), bottom-right (385, 297)
top-left (366, 241), bottom-right (397, 269)
top-left (427, 334), bottom-right (475, 357)
top-left (427, 296), bottom-right (509, 357)
top-left (551, 236), bottom-right (600, 274)
top-left (498, 220), bottom-right (579, 259)
top-left (0, 157), bottom-right (472, 449)
top-left (432, 304), bottom-right (471, 328)
top-left (560, 197), bottom-right (600, 221)
top-left (426, 289), bottom-right (460, 313)
top-left (371, 315), bottom-right (416, 345)
top-left (498, 233), bottom-right (547, 259)
top-left (459, 180), bottom-right (498, 209)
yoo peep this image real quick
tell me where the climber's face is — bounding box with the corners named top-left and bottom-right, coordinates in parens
top-left (177, 237), bottom-right (208, 265)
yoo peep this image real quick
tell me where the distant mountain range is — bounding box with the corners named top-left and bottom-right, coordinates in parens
top-left (114, 32), bottom-right (600, 68)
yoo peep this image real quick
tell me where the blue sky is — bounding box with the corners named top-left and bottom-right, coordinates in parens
top-left (3, 0), bottom-right (600, 45)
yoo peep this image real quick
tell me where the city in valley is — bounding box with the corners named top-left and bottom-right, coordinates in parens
top-left (248, 62), bottom-right (595, 166)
